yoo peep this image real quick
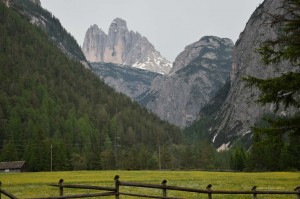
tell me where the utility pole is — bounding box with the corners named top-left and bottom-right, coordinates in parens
top-left (158, 145), bottom-right (161, 170)
top-left (114, 137), bottom-right (121, 169)
top-left (50, 144), bottom-right (53, 171)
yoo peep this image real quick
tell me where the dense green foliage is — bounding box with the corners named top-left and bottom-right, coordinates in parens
top-left (244, 0), bottom-right (300, 171)
top-left (0, 2), bottom-right (184, 171)
top-left (244, 113), bottom-right (300, 171)
top-left (182, 80), bottom-right (233, 170)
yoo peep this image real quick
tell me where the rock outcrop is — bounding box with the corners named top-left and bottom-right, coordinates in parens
top-left (2, 0), bottom-right (11, 7)
top-left (82, 18), bottom-right (172, 74)
top-left (2, 0), bottom-right (41, 7)
top-left (91, 62), bottom-right (161, 100)
top-left (30, 0), bottom-right (41, 6)
top-left (209, 0), bottom-right (298, 149)
top-left (139, 36), bottom-right (234, 127)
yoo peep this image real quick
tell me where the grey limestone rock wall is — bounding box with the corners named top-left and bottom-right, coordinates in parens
top-left (142, 36), bottom-right (234, 127)
top-left (211, 0), bottom-right (298, 149)
top-left (82, 18), bottom-right (171, 75)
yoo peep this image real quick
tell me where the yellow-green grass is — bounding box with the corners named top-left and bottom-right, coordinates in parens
top-left (0, 171), bottom-right (299, 198)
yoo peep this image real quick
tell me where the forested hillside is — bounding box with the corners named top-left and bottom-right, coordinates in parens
top-left (12, 0), bottom-right (87, 65)
top-left (0, 2), bottom-right (182, 171)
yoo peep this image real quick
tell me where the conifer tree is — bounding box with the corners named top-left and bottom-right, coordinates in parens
top-left (244, 0), bottom-right (300, 170)
top-left (244, 0), bottom-right (300, 113)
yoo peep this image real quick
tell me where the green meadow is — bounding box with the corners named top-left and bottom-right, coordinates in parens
top-left (0, 171), bottom-right (299, 198)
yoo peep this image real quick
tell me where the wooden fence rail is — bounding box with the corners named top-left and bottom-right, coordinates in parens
top-left (0, 175), bottom-right (300, 199)
top-left (114, 175), bottom-right (300, 199)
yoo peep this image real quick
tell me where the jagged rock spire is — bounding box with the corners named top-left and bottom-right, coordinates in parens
top-left (82, 18), bottom-right (171, 74)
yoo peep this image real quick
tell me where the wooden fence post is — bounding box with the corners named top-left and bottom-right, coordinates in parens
top-left (114, 175), bottom-right (120, 199)
top-left (206, 184), bottom-right (212, 199)
top-left (59, 179), bottom-right (64, 196)
top-left (161, 180), bottom-right (167, 198)
top-left (295, 186), bottom-right (300, 199)
top-left (252, 186), bottom-right (257, 199)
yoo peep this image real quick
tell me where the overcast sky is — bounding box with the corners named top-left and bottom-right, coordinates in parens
top-left (40, 0), bottom-right (263, 62)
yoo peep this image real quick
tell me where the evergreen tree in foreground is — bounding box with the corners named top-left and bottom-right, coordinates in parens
top-left (244, 0), bottom-right (300, 170)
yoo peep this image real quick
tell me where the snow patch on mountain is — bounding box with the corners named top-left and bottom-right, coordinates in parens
top-left (82, 18), bottom-right (172, 75)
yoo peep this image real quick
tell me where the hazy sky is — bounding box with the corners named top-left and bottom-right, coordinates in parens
top-left (40, 0), bottom-right (263, 62)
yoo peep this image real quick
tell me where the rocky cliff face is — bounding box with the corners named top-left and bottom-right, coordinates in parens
top-left (82, 25), bottom-right (107, 63)
top-left (30, 0), bottom-right (41, 6)
top-left (0, 0), bottom-right (38, 7)
top-left (210, 0), bottom-right (298, 149)
top-left (139, 36), bottom-right (233, 127)
top-left (2, 0), bottom-right (11, 7)
top-left (91, 62), bottom-right (161, 100)
top-left (82, 18), bottom-right (172, 74)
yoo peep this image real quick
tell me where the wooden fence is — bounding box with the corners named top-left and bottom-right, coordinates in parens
top-left (0, 175), bottom-right (299, 199)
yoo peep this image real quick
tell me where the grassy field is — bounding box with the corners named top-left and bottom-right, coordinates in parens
top-left (0, 170), bottom-right (299, 198)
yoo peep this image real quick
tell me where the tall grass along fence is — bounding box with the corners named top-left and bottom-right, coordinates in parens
top-left (0, 175), bottom-right (299, 199)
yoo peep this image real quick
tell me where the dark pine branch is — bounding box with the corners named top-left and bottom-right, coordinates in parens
top-left (243, 72), bottom-right (300, 110)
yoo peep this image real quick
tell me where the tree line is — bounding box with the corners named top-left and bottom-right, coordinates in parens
top-left (0, 0), bottom-right (231, 172)
top-left (0, 2), bottom-right (184, 171)
top-left (0, 0), bottom-right (237, 172)
top-left (1, 0), bottom-right (299, 172)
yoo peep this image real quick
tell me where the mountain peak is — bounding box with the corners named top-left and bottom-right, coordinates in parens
top-left (91, 24), bottom-right (99, 30)
top-left (171, 36), bottom-right (234, 74)
top-left (109, 18), bottom-right (128, 31)
top-left (82, 19), bottom-right (172, 74)
top-left (89, 24), bottom-right (105, 35)
top-left (142, 35), bottom-right (233, 127)
top-left (112, 17), bottom-right (127, 25)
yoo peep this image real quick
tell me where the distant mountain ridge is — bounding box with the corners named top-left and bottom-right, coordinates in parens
top-left (82, 18), bottom-right (172, 74)
top-left (141, 36), bottom-right (234, 127)
top-left (88, 36), bottom-right (233, 128)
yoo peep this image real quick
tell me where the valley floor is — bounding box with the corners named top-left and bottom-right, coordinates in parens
top-left (0, 170), bottom-right (299, 198)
